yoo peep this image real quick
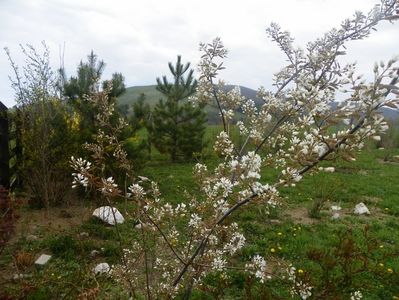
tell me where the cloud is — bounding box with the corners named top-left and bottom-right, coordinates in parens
top-left (0, 0), bottom-right (398, 107)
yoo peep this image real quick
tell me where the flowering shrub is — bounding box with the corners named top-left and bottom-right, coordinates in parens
top-left (71, 1), bottom-right (399, 298)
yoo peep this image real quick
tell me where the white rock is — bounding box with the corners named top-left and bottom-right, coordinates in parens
top-left (13, 273), bottom-right (32, 280)
top-left (354, 202), bottom-right (370, 215)
top-left (35, 254), bottom-right (51, 266)
top-left (90, 250), bottom-right (100, 258)
top-left (331, 205), bottom-right (342, 211)
top-left (92, 206), bottom-right (124, 225)
top-left (93, 262), bottom-right (110, 275)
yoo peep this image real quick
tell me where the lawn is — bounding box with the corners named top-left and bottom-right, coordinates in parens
top-left (1, 145), bottom-right (399, 299)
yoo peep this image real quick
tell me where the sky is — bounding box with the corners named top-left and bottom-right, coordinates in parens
top-left (0, 0), bottom-right (398, 107)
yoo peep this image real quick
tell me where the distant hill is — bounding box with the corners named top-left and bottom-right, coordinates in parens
top-left (117, 85), bottom-right (259, 106)
top-left (118, 85), bottom-right (163, 107)
top-left (117, 85), bottom-right (399, 122)
top-left (117, 84), bottom-right (256, 124)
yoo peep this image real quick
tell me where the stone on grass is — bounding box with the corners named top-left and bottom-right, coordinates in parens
top-left (93, 262), bottom-right (110, 275)
top-left (13, 273), bottom-right (32, 281)
top-left (26, 234), bottom-right (38, 241)
top-left (79, 232), bottom-right (89, 237)
top-left (35, 254), bottom-right (51, 266)
top-left (330, 205), bottom-right (342, 211)
top-left (354, 202), bottom-right (370, 215)
top-left (92, 206), bottom-right (124, 225)
top-left (90, 250), bottom-right (100, 258)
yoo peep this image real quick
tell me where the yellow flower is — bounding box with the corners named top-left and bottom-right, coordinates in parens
top-left (379, 263), bottom-right (384, 267)
top-left (379, 245), bottom-right (384, 249)
top-left (387, 268), bottom-right (393, 274)
top-left (270, 248), bottom-right (276, 253)
top-left (293, 233), bottom-right (297, 237)
top-left (277, 232), bottom-right (283, 236)
top-left (298, 269), bottom-right (304, 274)
top-left (278, 246), bottom-right (282, 250)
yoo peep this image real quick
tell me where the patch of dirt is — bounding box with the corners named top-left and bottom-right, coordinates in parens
top-left (360, 196), bottom-right (382, 204)
top-left (285, 198), bottom-right (389, 224)
top-left (9, 204), bottom-right (94, 244)
top-left (284, 207), bottom-right (319, 225)
top-left (377, 158), bottom-right (399, 166)
top-left (0, 204), bottom-right (95, 292)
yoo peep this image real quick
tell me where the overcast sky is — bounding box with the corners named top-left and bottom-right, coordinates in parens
top-left (0, 0), bottom-right (398, 107)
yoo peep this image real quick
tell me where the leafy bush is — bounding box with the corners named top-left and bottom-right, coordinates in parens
top-left (48, 235), bottom-right (78, 259)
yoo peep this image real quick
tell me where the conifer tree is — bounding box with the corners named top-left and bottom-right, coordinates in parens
top-left (60, 51), bottom-right (126, 142)
top-left (153, 55), bottom-right (206, 161)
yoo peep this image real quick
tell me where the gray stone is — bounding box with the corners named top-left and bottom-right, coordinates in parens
top-left (93, 262), bottom-right (110, 275)
top-left (354, 202), bottom-right (370, 215)
top-left (79, 232), bottom-right (89, 237)
top-left (90, 250), bottom-right (100, 258)
top-left (35, 254), bottom-right (51, 266)
top-left (26, 234), bottom-right (38, 241)
top-left (92, 206), bottom-right (125, 225)
top-left (13, 273), bottom-right (32, 281)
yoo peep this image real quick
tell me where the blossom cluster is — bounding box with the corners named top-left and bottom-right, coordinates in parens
top-left (288, 266), bottom-right (313, 300)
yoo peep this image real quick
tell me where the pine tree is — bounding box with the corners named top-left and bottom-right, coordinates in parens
top-left (153, 55), bottom-right (206, 161)
top-left (60, 51), bottom-right (126, 142)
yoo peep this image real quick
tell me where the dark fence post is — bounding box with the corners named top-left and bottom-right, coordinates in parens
top-left (0, 101), bottom-right (9, 188)
top-left (13, 109), bottom-right (23, 188)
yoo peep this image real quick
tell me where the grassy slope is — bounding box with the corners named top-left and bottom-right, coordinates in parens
top-left (117, 85), bottom-right (163, 107)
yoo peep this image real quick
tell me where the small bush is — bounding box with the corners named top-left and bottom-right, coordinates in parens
top-left (48, 235), bottom-right (78, 259)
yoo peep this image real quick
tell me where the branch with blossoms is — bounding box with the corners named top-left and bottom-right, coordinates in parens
top-left (70, 1), bottom-right (399, 298)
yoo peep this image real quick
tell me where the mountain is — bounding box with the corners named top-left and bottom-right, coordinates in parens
top-left (117, 85), bottom-right (399, 122)
top-left (118, 85), bottom-right (163, 107)
top-left (117, 84), bottom-right (256, 124)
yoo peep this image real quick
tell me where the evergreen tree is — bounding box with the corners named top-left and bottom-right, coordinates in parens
top-left (131, 93), bottom-right (154, 158)
top-left (153, 55), bottom-right (206, 161)
top-left (60, 51), bottom-right (126, 142)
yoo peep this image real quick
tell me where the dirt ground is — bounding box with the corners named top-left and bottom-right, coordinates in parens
top-left (8, 203), bottom-right (94, 245)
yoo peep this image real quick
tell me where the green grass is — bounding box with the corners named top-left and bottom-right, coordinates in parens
top-left (2, 143), bottom-right (399, 299)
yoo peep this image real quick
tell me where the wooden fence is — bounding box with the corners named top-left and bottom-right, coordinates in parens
top-left (0, 101), bottom-right (21, 189)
